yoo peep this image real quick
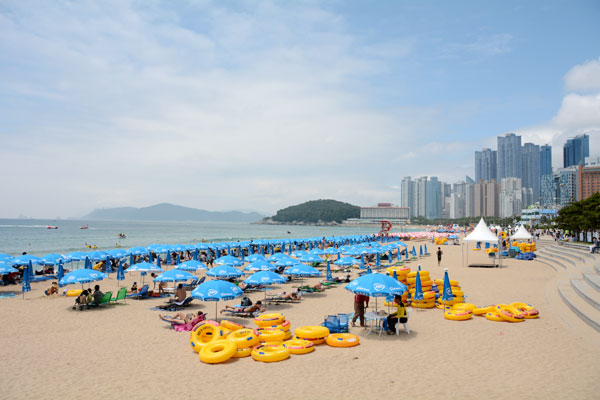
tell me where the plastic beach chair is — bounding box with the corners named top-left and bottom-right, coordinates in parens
top-left (127, 284), bottom-right (149, 299)
top-left (111, 287), bottom-right (127, 303)
top-left (395, 308), bottom-right (411, 335)
top-left (165, 296), bottom-right (193, 311)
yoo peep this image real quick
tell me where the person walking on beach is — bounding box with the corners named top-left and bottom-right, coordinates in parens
top-left (352, 293), bottom-right (369, 327)
top-left (437, 247), bottom-right (443, 267)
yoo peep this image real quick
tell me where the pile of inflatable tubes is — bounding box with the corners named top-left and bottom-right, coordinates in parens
top-left (441, 302), bottom-right (539, 322)
top-left (189, 313), bottom-right (361, 364)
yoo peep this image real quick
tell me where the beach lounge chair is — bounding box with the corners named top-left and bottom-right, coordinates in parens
top-left (395, 308), bottom-right (411, 335)
top-left (163, 296), bottom-right (193, 311)
top-left (183, 276), bottom-right (204, 290)
top-left (127, 284), bottom-right (149, 299)
top-left (110, 287), bottom-right (127, 303)
top-left (161, 313), bottom-right (205, 332)
top-left (89, 291), bottom-right (112, 308)
top-left (220, 308), bottom-right (257, 318)
top-left (265, 295), bottom-right (301, 305)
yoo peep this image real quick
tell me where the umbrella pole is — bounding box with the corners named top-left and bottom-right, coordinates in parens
top-left (215, 302), bottom-right (218, 322)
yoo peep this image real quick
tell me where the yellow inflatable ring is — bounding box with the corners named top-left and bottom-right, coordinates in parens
top-left (297, 337), bottom-right (326, 345)
top-left (283, 339), bottom-right (315, 354)
top-left (294, 326), bottom-right (330, 340)
top-left (257, 329), bottom-right (286, 343)
top-left (434, 279), bottom-right (459, 286)
top-left (66, 289), bottom-right (83, 297)
top-left (510, 302), bottom-right (540, 318)
top-left (251, 345), bottom-right (290, 363)
top-left (485, 311), bottom-right (505, 322)
top-left (436, 304), bottom-right (452, 310)
top-left (283, 330), bottom-right (293, 340)
top-left (220, 320), bottom-right (244, 331)
top-left (254, 313), bottom-right (285, 327)
top-left (473, 306), bottom-right (494, 315)
top-left (444, 309), bottom-right (473, 321)
top-left (326, 333), bottom-right (360, 347)
top-left (232, 347), bottom-right (252, 358)
top-left (261, 319), bottom-right (291, 331)
top-left (452, 303), bottom-right (477, 311)
top-left (190, 321), bottom-right (224, 353)
top-left (407, 271), bottom-right (429, 279)
top-left (412, 302), bottom-right (435, 308)
top-left (199, 339), bottom-right (237, 364)
top-left (495, 304), bottom-right (524, 322)
top-left (228, 328), bottom-right (259, 348)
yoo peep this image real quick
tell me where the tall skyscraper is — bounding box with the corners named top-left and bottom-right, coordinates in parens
top-left (499, 178), bottom-right (523, 218)
top-left (540, 144), bottom-right (552, 176)
top-left (401, 177), bottom-right (415, 217)
top-left (475, 148), bottom-right (497, 182)
top-left (497, 133), bottom-right (522, 181)
top-left (563, 134), bottom-right (589, 167)
top-left (416, 177), bottom-right (428, 217)
top-left (474, 179), bottom-right (500, 217)
top-left (521, 143), bottom-right (540, 203)
top-left (425, 177), bottom-right (442, 220)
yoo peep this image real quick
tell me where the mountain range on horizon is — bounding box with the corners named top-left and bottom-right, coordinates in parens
top-left (82, 203), bottom-right (265, 223)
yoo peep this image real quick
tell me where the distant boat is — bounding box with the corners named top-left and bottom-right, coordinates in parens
top-left (118, 233), bottom-right (127, 239)
top-left (80, 224), bottom-right (89, 229)
top-left (46, 225), bottom-right (58, 229)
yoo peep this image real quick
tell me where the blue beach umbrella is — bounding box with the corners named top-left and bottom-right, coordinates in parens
top-left (405, 249), bottom-right (409, 260)
top-left (411, 247), bottom-right (417, 257)
top-left (326, 261), bottom-right (332, 281)
top-left (345, 273), bottom-right (407, 311)
top-left (243, 260), bottom-right (276, 272)
top-left (366, 264), bottom-right (372, 274)
top-left (297, 253), bottom-right (324, 263)
top-left (59, 268), bottom-right (108, 288)
top-left (11, 254), bottom-right (42, 266)
top-left (0, 253), bottom-right (14, 262)
top-left (243, 270), bottom-right (286, 286)
top-left (414, 270), bottom-right (424, 301)
top-left (40, 253), bottom-right (66, 266)
top-left (57, 260), bottom-right (64, 283)
top-left (84, 257), bottom-right (92, 270)
top-left (128, 246), bottom-right (148, 256)
top-left (424, 244), bottom-right (429, 254)
top-left (153, 269), bottom-right (196, 283)
top-left (0, 262), bottom-right (18, 275)
top-left (214, 255), bottom-right (243, 267)
top-left (117, 260), bottom-right (125, 283)
top-left (22, 262), bottom-right (32, 298)
top-left (291, 250), bottom-right (308, 258)
top-left (419, 245), bottom-right (423, 257)
top-left (206, 265), bottom-right (243, 280)
top-left (334, 257), bottom-right (360, 267)
top-left (376, 252), bottom-right (380, 266)
top-left (191, 279), bottom-right (243, 320)
top-left (284, 264), bottom-right (321, 278)
top-left (176, 260), bottom-right (208, 272)
top-left (107, 248), bottom-right (128, 259)
top-left (441, 268), bottom-right (454, 301)
top-left (274, 258), bottom-right (297, 267)
top-left (127, 262), bottom-right (163, 273)
top-left (246, 254), bottom-right (268, 263)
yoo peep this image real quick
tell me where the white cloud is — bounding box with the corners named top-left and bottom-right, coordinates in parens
top-left (564, 57), bottom-right (600, 93)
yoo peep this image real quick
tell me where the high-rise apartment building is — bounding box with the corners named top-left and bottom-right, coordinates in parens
top-left (426, 177), bottom-right (442, 220)
top-left (465, 183), bottom-right (475, 217)
top-left (475, 148), bottom-right (497, 182)
top-left (474, 179), bottom-right (500, 217)
top-left (540, 145), bottom-right (552, 176)
top-left (540, 174), bottom-right (559, 207)
top-left (499, 177), bottom-right (523, 218)
top-left (577, 163), bottom-right (600, 201)
top-left (558, 166), bottom-right (578, 206)
top-left (400, 177), bottom-right (415, 217)
top-left (563, 134), bottom-right (589, 167)
top-left (497, 133), bottom-right (522, 181)
top-left (522, 143), bottom-right (540, 203)
top-left (416, 177), bottom-right (428, 217)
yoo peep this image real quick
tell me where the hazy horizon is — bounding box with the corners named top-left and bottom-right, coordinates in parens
top-left (1, 1), bottom-right (599, 219)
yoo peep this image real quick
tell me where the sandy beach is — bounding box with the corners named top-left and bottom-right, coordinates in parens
top-left (1, 236), bottom-right (599, 400)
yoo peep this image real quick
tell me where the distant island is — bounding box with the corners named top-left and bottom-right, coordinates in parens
top-left (83, 203), bottom-right (265, 223)
top-left (259, 199), bottom-right (360, 225)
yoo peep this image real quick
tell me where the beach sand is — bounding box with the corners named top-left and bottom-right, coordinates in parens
top-left (1, 237), bottom-right (599, 399)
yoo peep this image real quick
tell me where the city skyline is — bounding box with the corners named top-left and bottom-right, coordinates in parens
top-left (1, 1), bottom-right (599, 218)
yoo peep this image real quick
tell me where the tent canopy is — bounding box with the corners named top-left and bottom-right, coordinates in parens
top-left (510, 225), bottom-right (532, 241)
top-left (463, 218), bottom-right (499, 243)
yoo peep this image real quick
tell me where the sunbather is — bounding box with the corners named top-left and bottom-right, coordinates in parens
top-left (166, 284), bottom-right (186, 303)
top-left (221, 300), bottom-right (265, 314)
top-left (45, 281), bottom-right (59, 296)
top-left (159, 311), bottom-right (204, 325)
top-left (274, 288), bottom-right (302, 300)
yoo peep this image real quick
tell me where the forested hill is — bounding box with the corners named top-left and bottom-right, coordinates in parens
top-left (270, 199), bottom-right (360, 224)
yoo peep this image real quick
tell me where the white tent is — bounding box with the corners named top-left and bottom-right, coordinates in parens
top-left (510, 225), bottom-right (532, 241)
top-left (464, 218), bottom-right (500, 243)
top-left (462, 218), bottom-right (500, 267)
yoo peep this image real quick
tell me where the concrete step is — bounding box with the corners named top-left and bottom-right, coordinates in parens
top-left (538, 249), bottom-right (576, 268)
top-left (570, 276), bottom-right (600, 310)
top-left (536, 254), bottom-right (567, 270)
top-left (582, 268), bottom-right (600, 292)
top-left (557, 281), bottom-right (600, 332)
top-left (547, 244), bottom-right (597, 261)
top-left (547, 247), bottom-right (586, 263)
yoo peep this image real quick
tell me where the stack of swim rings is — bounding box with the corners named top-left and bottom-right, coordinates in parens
top-left (482, 302), bottom-right (539, 322)
top-left (443, 303), bottom-right (475, 321)
top-left (294, 326), bottom-right (330, 345)
top-left (434, 278), bottom-right (465, 306)
top-left (407, 270), bottom-right (436, 309)
top-left (386, 266), bottom-right (410, 283)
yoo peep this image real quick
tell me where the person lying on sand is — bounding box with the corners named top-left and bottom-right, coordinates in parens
top-left (275, 288), bottom-right (302, 300)
top-left (221, 301), bottom-right (265, 314)
top-left (159, 311), bottom-right (204, 325)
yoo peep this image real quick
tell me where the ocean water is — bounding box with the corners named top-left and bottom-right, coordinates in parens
top-left (0, 219), bottom-right (414, 257)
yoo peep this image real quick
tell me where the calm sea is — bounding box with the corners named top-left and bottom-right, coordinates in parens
top-left (0, 219), bottom-right (416, 257)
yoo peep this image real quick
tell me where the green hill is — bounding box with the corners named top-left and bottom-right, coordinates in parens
top-left (271, 199), bottom-right (360, 224)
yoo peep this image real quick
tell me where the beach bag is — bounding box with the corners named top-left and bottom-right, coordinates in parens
top-left (241, 296), bottom-right (252, 307)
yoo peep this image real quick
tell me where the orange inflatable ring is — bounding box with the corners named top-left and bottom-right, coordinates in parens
top-left (199, 339), bottom-right (237, 364)
top-left (251, 344), bottom-right (290, 362)
top-left (228, 328), bottom-right (259, 349)
top-left (254, 313), bottom-right (285, 327)
top-left (326, 333), bottom-right (360, 348)
top-left (283, 339), bottom-right (315, 354)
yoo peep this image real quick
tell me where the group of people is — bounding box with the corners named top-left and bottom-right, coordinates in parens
top-left (352, 293), bottom-right (407, 335)
top-left (72, 285), bottom-right (104, 310)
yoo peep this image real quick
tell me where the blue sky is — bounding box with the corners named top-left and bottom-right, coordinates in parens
top-left (1, 0), bottom-right (599, 218)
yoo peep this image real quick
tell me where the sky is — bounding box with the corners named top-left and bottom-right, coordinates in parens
top-left (1, 0), bottom-right (599, 218)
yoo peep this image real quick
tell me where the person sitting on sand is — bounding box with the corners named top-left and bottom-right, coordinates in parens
top-left (45, 281), bottom-right (59, 296)
top-left (73, 289), bottom-right (89, 310)
top-left (159, 311), bottom-right (204, 325)
top-left (167, 284), bottom-right (186, 303)
top-left (221, 300), bottom-right (265, 314)
top-left (130, 282), bottom-right (138, 293)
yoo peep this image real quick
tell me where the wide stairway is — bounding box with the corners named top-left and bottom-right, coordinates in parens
top-left (535, 238), bottom-right (600, 336)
